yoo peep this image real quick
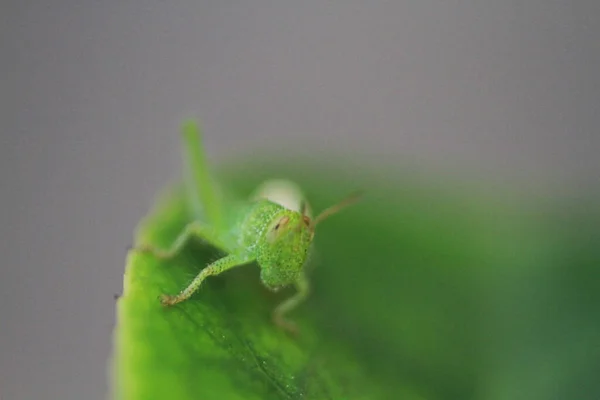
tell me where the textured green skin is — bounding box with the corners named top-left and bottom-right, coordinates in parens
top-left (134, 119), bottom-right (353, 334)
top-left (233, 200), bottom-right (313, 289)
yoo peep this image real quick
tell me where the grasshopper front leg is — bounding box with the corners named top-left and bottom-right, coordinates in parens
top-left (132, 221), bottom-right (251, 306)
top-left (273, 271), bottom-right (310, 334)
top-left (161, 253), bottom-right (252, 306)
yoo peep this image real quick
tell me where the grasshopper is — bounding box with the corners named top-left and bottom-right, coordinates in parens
top-left (133, 120), bottom-right (361, 334)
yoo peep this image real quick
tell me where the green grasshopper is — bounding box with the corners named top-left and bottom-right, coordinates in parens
top-left (133, 119), bottom-right (362, 334)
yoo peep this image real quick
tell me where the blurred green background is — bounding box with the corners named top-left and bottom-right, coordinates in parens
top-left (225, 159), bottom-right (600, 400)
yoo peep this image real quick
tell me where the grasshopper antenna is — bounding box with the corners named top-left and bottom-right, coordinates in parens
top-left (310, 190), bottom-right (364, 231)
top-left (299, 200), bottom-right (308, 217)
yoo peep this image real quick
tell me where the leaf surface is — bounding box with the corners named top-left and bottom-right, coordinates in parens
top-left (111, 159), bottom-right (600, 400)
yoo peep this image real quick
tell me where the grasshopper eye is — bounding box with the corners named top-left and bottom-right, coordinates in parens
top-left (267, 216), bottom-right (290, 243)
top-left (272, 216), bottom-right (289, 232)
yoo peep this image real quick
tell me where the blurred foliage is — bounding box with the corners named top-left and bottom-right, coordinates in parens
top-left (112, 157), bottom-right (600, 400)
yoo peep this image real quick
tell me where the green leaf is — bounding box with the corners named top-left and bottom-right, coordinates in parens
top-left (111, 158), bottom-right (600, 400)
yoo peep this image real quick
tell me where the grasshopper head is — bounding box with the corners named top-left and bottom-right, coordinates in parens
top-left (256, 191), bottom-right (363, 291)
top-left (257, 209), bottom-right (313, 291)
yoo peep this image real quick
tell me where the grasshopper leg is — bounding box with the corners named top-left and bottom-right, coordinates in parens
top-left (160, 254), bottom-right (251, 306)
top-left (131, 221), bottom-right (227, 260)
top-left (273, 271), bottom-right (310, 335)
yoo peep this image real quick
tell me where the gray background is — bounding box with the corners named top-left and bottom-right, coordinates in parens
top-left (1, 1), bottom-right (599, 399)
